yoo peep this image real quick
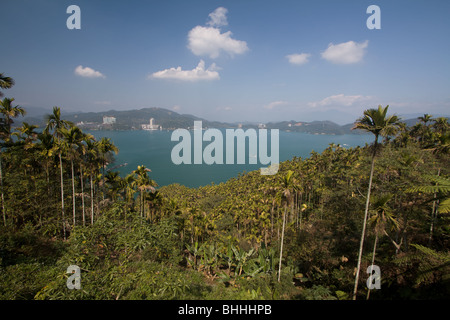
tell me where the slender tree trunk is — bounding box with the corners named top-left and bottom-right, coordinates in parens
top-left (278, 205), bottom-right (287, 282)
top-left (90, 174), bottom-right (94, 225)
top-left (366, 232), bottom-right (379, 300)
top-left (277, 207), bottom-right (280, 241)
top-left (270, 200), bottom-right (274, 241)
top-left (102, 159), bottom-right (106, 200)
top-left (353, 148), bottom-right (376, 300)
top-left (59, 152), bottom-right (66, 240)
top-left (71, 159), bottom-right (76, 226)
top-left (80, 165), bottom-right (85, 226)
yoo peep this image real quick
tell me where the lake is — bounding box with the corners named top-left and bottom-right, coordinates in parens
top-left (87, 129), bottom-right (372, 188)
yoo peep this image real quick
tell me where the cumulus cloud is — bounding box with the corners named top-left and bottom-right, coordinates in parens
top-left (207, 7), bottom-right (228, 27)
top-left (188, 26), bottom-right (248, 59)
top-left (321, 40), bottom-right (368, 64)
top-left (187, 8), bottom-right (248, 59)
top-left (74, 65), bottom-right (105, 78)
top-left (150, 60), bottom-right (220, 81)
top-left (308, 94), bottom-right (372, 108)
top-left (286, 53), bottom-right (311, 65)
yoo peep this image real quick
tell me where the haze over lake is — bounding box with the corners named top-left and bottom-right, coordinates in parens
top-left (88, 130), bottom-right (372, 188)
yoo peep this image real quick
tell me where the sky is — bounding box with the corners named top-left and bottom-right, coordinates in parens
top-left (1, 0), bottom-right (449, 125)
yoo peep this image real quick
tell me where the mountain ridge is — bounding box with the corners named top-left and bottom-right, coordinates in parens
top-left (15, 106), bottom-right (448, 135)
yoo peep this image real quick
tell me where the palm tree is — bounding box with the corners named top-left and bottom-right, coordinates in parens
top-left (122, 173), bottom-right (137, 223)
top-left (351, 105), bottom-right (401, 299)
top-left (0, 73), bottom-right (15, 98)
top-left (97, 137), bottom-right (119, 199)
top-left (77, 132), bottom-right (94, 226)
top-left (0, 98), bottom-right (26, 137)
top-left (278, 170), bottom-right (295, 282)
top-left (13, 122), bottom-right (38, 150)
top-left (36, 131), bottom-right (55, 188)
top-left (83, 136), bottom-right (100, 225)
top-left (432, 117), bottom-right (449, 135)
top-left (104, 171), bottom-right (122, 201)
top-left (132, 165), bottom-right (156, 219)
top-left (366, 194), bottom-right (398, 299)
top-left (418, 114), bottom-right (433, 125)
top-left (60, 126), bottom-right (83, 227)
top-left (45, 106), bottom-right (72, 239)
top-left (0, 97), bottom-right (26, 226)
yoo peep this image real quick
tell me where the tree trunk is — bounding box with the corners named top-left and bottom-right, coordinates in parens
top-left (353, 149), bottom-right (376, 300)
top-left (278, 205), bottom-right (287, 282)
top-left (366, 232), bottom-right (379, 300)
top-left (71, 159), bottom-right (76, 226)
top-left (90, 174), bottom-right (94, 225)
top-left (59, 152), bottom-right (66, 240)
top-left (80, 165), bottom-right (85, 226)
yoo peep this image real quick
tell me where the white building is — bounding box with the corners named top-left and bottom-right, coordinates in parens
top-left (142, 118), bottom-right (161, 130)
top-left (103, 116), bottom-right (116, 125)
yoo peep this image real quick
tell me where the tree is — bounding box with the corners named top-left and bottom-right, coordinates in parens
top-left (0, 97), bottom-right (26, 226)
top-left (44, 106), bottom-right (72, 239)
top-left (77, 132), bottom-right (94, 226)
top-left (0, 97), bottom-right (26, 139)
top-left (131, 165), bottom-right (156, 219)
top-left (60, 125), bottom-right (83, 227)
top-left (366, 194), bottom-right (398, 299)
top-left (83, 135), bottom-right (100, 225)
top-left (0, 73), bottom-right (15, 98)
top-left (418, 113), bottom-right (431, 124)
top-left (14, 122), bottom-right (38, 147)
top-left (351, 105), bottom-right (401, 299)
top-left (278, 170), bottom-right (295, 282)
top-left (97, 137), bottom-right (119, 199)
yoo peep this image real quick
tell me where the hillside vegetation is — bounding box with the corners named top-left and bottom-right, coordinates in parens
top-left (0, 74), bottom-right (449, 300)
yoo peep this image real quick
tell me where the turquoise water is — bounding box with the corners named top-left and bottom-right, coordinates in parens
top-left (87, 130), bottom-right (372, 188)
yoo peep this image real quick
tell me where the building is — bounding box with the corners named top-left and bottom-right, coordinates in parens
top-left (103, 116), bottom-right (116, 125)
top-left (142, 118), bottom-right (161, 130)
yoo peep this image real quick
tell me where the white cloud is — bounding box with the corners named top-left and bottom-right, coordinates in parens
top-left (207, 7), bottom-right (228, 27)
top-left (150, 60), bottom-right (220, 81)
top-left (286, 53), bottom-right (311, 65)
top-left (321, 40), bottom-right (368, 64)
top-left (188, 26), bottom-right (248, 59)
top-left (74, 65), bottom-right (105, 78)
top-left (264, 101), bottom-right (288, 110)
top-left (308, 94), bottom-right (372, 108)
top-left (187, 8), bottom-right (248, 59)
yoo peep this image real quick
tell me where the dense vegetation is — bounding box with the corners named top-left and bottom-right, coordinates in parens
top-left (0, 73), bottom-right (448, 300)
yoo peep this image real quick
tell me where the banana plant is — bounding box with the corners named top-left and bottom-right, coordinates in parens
top-left (257, 244), bottom-right (277, 274)
top-left (219, 242), bottom-right (235, 275)
top-left (200, 243), bottom-right (219, 276)
top-left (185, 241), bottom-right (202, 270)
top-left (232, 245), bottom-right (255, 276)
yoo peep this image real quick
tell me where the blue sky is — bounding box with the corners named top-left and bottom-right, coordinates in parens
top-left (2, 0), bottom-right (449, 124)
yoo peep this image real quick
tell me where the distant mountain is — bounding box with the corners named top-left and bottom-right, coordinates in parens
top-left (14, 106), bottom-right (447, 135)
top-left (263, 120), bottom-right (364, 135)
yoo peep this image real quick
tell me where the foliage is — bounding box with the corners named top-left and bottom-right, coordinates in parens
top-left (0, 83), bottom-right (449, 300)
